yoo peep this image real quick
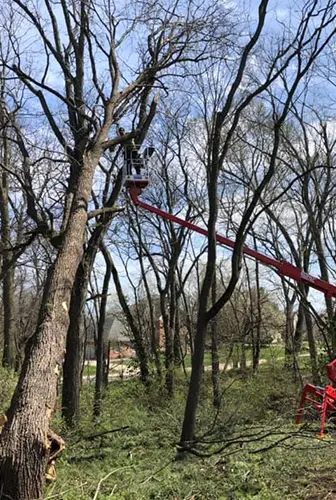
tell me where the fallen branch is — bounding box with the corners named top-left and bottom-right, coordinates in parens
top-left (84, 426), bottom-right (130, 441)
top-left (177, 424), bottom-right (314, 458)
top-left (140, 460), bottom-right (172, 485)
top-left (92, 466), bottom-right (134, 500)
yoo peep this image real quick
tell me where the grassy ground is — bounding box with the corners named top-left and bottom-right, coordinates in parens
top-left (182, 345), bottom-right (288, 368)
top-left (83, 345), bottom-right (309, 375)
top-left (1, 355), bottom-right (335, 499)
top-left (52, 365), bottom-right (336, 499)
top-left (82, 360), bottom-right (134, 378)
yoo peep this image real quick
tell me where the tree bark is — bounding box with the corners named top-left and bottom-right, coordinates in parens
top-left (180, 144), bottom-right (218, 444)
top-left (61, 261), bottom-right (87, 426)
top-left (94, 244), bottom-right (112, 418)
top-left (0, 151), bottom-right (99, 500)
top-left (210, 278), bottom-right (220, 408)
top-left (303, 297), bottom-right (321, 385)
top-left (180, 0), bottom-right (271, 445)
top-left (0, 130), bottom-right (16, 368)
top-left (104, 340), bottom-right (110, 387)
top-left (109, 248), bottom-right (150, 383)
top-left (252, 251), bottom-right (261, 373)
top-left (62, 168), bottom-right (124, 425)
top-left (284, 299), bottom-right (295, 369)
top-left (174, 299), bottom-right (182, 366)
top-left (2, 263), bottom-right (16, 368)
top-left (240, 340), bottom-right (247, 375)
top-left (137, 238), bottom-right (161, 376)
top-left (161, 290), bottom-right (174, 395)
top-left (293, 301), bottom-right (305, 354)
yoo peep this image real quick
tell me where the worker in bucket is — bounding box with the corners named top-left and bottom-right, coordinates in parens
top-left (118, 127), bottom-right (143, 175)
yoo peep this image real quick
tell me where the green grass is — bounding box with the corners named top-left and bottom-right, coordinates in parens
top-left (2, 353), bottom-right (336, 499)
top-left (82, 360), bottom-right (134, 378)
top-left (84, 344), bottom-right (290, 376)
top-left (46, 365), bottom-right (336, 499)
top-left (182, 345), bottom-right (286, 369)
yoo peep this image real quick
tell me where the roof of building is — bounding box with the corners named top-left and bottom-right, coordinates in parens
top-left (104, 316), bottom-right (130, 343)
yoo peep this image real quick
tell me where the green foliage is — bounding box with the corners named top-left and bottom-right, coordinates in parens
top-left (0, 366), bottom-right (17, 410)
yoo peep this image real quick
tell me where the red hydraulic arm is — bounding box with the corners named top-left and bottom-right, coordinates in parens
top-left (128, 183), bottom-right (336, 436)
top-left (128, 186), bottom-right (336, 300)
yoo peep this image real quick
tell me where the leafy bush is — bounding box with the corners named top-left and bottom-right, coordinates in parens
top-left (0, 366), bottom-right (17, 411)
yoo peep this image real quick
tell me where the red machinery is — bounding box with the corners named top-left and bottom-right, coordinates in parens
top-left (296, 363), bottom-right (336, 437)
top-left (127, 180), bottom-right (336, 436)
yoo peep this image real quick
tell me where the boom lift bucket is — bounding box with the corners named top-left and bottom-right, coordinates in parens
top-left (123, 146), bottom-right (154, 189)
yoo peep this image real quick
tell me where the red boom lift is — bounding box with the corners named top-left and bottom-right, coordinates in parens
top-left (125, 163), bottom-right (336, 437)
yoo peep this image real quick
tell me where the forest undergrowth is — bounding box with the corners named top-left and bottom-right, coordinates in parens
top-left (1, 363), bottom-right (335, 500)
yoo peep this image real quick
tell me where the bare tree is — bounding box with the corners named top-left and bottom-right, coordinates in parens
top-left (0, 99), bottom-right (16, 368)
top-left (282, 108), bottom-right (336, 354)
top-left (179, 0), bottom-right (336, 449)
top-left (0, 0), bottom-right (219, 496)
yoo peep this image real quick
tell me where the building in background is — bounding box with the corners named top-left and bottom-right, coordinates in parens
top-left (85, 315), bottom-right (135, 360)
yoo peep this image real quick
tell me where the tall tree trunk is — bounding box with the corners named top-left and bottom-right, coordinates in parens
top-left (252, 252), bottom-right (261, 373)
top-left (62, 262), bottom-right (87, 426)
top-left (303, 297), bottom-right (321, 385)
top-left (104, 340), bottom-right (110, 387)
top-left (0, 152), bottom-right (98, 500)
top-left (2, 257), bottom-right (16, 368)
top-left (284, 301), bottom-right (295, 368)
top-left (94, 244), bottom-right (112, 417)
top-left (174, 300), bottom-right (182, 366)
top-left (211, 278), bottom-right (220, 408)
top-left (293, 302), bottom-right (305, 354)
top-left (62, 169), bottom-right (123, 425)
top-left (181, 287), bottom-right (194, 356)
top-left (0, 133), bottom-right (16, 368)
top-left (180, 110), bottom-right (220, 445)
top-left (240, 339), bottom-right (247, 375)
top-left (109, 248), bottom-right (149, 383)
top-left (138, 244), bottom-right (161, 377)
top-left (180, 312), bottom-right (208, 446)
top-left (165, 278), bottom-right (176, 395)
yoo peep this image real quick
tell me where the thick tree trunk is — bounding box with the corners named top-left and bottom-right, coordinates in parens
top-left (2, 262), bottom-right (16, 368)
top-left (180, 311), bottom-right (208, 445)
top-left (0, 138), bottom-right (16, 368)
top-left (62, 262), bottom-right (87, 426)
top-left (62, 168), bottom-right (123, 424)
top-left (180, 132), bottom-right (219, 444)
top-left (0, 152), bottom-right (98, 500)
